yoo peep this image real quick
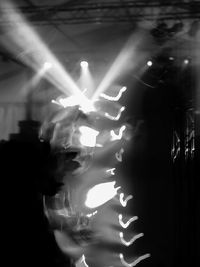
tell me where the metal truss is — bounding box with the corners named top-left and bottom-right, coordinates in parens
top-left (0, 0), bottom-right (200, 25)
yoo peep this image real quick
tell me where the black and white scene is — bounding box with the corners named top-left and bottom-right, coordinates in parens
top-left (0, 1), bottom-right (199, 267)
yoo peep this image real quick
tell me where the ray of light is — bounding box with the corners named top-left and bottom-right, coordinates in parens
top-left (91, 33), bottom-right (144, 101)
top-left (0, 1), bottom-right (87, 100)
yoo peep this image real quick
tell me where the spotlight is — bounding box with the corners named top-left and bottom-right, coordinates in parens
top-left (183, 59), bottom-right (189, 65)
top-left (147, 60), bottom-right (153, 67)
top-left (80, 61), bottom-right (88, 68)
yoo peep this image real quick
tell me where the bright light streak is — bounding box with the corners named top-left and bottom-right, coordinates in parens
top-left (86, 210), bottom-right (98, 218)
top-left (79, 126), bottom-right (99, 147)
top-left (91, 33), bottom-right (143, 101)
top-left (100, 86), bottom-right (127, 101)
top-left (119, 193), bottom-right (133, 207)
top-left (115, 148), bottom-right (124, 162)
top-left (118, 214), bottom-right (138, 229)
top-left (76, 254), bottom-right (89, 267)
top-left (85, 181), bottom-right (120, 209)
top-left (79, 61), bottom-right (94, 98)
top-left (106, 168), bottom-right (116, 176)
top-left (0, 1), bottom-right (83, 97)
top-left (119, 232), bottom-right (144, 246)
top-left (105, 106), bottom-right (125, 121)
top-left (53, 95), bottom-right (95, 113)
top-left (80, 61), bottom-right (89, 68)
top-left (110, 125), bottom-right (126, 141)
top-left (119, 253), bottom-right (151, 267)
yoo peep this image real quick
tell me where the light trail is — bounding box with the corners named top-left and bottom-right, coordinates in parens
top-left (119, 253), bottom-right (151, 267)
top-left (118, 214), bottom-right (138, 229)
top-left (119, 232), bottom-right (144, 247)
top-left (100, 86), bottom-right (127, 101)
top-left (105, 106), bottom-right (125, 121)
top-left (119, 193), bottom-right (133, 207)
top-left (110, 125), bottom-right (126, 141)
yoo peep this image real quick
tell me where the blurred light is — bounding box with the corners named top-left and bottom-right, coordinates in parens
top-left (119, 232), bottom-right (144, 246)
top-left (100, 86), bottom-right (127, 101)
top-left (79, 126), bottom-right (99, 147)
top-left (118, 214), bottom-right (138, 229)
top-left (184, 59), bottom-right (189, 65)
top-left (80, 61), bottom-right (89, 68)
top-left (53, 94), bottom-right (95, 113)
top-left (105, 106), bottom-right (125, 121)
top-left (147, 60), bottom-right (153, 67)
top-left (169, 56), bottom-right (174, 61)
top-left (85, 181), bottom-right (120, 208)
top-left (119, 253), bottom-right (151, 267)
top-left (119, 193), bottom-right (133, 207)
top-left (110, 125), bottom-right (126, 141)
top-left (43, 61), bottom-right (52, 70)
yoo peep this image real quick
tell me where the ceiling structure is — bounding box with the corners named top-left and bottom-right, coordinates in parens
top-left (0, 0), bottom-right (199, 103)
top-left (0, 0), bottom-right (199, 64)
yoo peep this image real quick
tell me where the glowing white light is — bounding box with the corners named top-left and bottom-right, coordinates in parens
top-left (85, 181), bottom-right (120, 209)
top-left (119, 253), bottom-right (151, 267)
top-left (54, 94), bottom-right (95, 113)
top-left (119, 232), bottom-right (144, 246)
top-left (76, 254), bottom-right (89, 267)
top-left (79, 126), bottom-right (99, 147)
top-left (115, 148), bottom-right (124, 162)
top-left (86, 210), bottom-right (98, 218)
top-left (119, 193), bottom-right (133, 207)
top-left (184, 59), bottom-right (189, 65)
top-left (147, 60), bottom-right (153, 67)
top-left (106, 168), bottom-right (116, 176)
top-left (80, 61), bottom-right (89, 68)
top-left (118, 214), bottom-right (138, 229)
top-left (43, 61), bottom-right (52, 70)
top-left (110, 125), bottom-right (126, 141)
top-left (100, 86), bottom-right (127, 101)
top-left (105, 106), bottom-right (125, 121)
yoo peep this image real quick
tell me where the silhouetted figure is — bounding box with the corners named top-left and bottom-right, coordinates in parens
top-left (0, 120), bottom-right (72, 267)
